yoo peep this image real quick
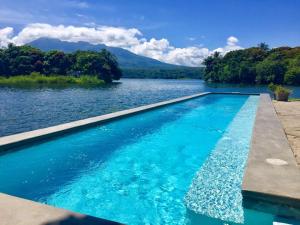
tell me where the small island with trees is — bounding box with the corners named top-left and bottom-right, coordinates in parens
top-left (203, 43), bottom-right (300, 85)
top-left (0, 44), bottom-right (122, 87)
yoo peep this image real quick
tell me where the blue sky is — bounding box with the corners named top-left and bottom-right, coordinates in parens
top-left (0, 0), bottom-right (299, 66)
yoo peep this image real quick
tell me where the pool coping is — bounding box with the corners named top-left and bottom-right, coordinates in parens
top-left (242, 94), bottom-right (300, 213)
top-left (0, 193), bottom-right (123, 225)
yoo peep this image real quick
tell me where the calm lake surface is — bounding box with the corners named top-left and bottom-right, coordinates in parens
top-left (1, 78), bottom-right (300, 137)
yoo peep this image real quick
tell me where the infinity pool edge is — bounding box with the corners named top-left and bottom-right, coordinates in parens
top-left (1, 92), bottom-right (213, 151)
top-left (0, 92), bottom-right (259, 152)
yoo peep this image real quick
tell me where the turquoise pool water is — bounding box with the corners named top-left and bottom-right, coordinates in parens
top-left (0, 94), bottom-right (280, 224)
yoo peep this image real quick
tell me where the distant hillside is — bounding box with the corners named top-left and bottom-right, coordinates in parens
top-left (28, 38), bottom-right (203, 79)
top-left (29, 38), bottom-right (179, 69)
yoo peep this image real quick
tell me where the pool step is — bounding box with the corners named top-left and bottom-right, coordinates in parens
top-left (184, 96), bottom-right (259, 224)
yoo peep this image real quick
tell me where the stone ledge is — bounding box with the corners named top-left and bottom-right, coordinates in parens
top-left (273, 100), bottom-right (300, 165)
top-left (242, 94), bottom-right (300, 213)
top-left (0, 193), bottom-right (122, 225)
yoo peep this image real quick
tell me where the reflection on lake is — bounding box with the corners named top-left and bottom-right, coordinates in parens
top-left (0, 78), bottom-right (299, 136)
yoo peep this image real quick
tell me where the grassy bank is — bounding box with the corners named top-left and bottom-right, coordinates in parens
top-left (0, 73), bottom-right (105, 87)
top-left (289, 98), bottom-right (300, 102)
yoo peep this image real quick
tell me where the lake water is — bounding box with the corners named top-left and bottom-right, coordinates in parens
top-left (0, 78), bottom-right (299, 137)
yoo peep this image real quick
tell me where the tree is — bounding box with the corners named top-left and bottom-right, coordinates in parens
top-left (72, 50), bottom-right (122, 83)
top-left (0, 44), bottom-right (122, 83)
top-left (98, 49), bottom-right (122, 83)
top-left (258, 42), bottom-right (269, 52)
top-left (203, 52), bottom-right (222, 82)
top-left (44, 50), bottom-right (73, 75)
top-left (73, 51), bottom-right (102, 75)
top-left (0, 44), bottom-right (44, 76)
top-left (256, 60), bottom-right (286, 84)
top-left (202, 43), bottom-right (300, 85)
top-left (285, 67), bottom-right (300, 85)
top-left (0, 49), bottom-right (9, 76)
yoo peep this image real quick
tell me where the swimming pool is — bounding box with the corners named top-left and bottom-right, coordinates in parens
top-left (0, 94), bottom-right (280, 224)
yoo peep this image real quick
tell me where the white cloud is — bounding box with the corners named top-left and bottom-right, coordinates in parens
top-left (130, 38), bottom-right (172, 60)
top-left (165, 47), bottom-right (210, 67)
top-left (227, 36), bottom-right (239, 46)
top-left (0, 23), bottom-right (243, 67)
top-left (128, 36), bottom-right (241, 66)
top-left (212, 36), bottom-right (242, 55)
top-left (0, 27), bottom-right (14, 47)
top-left (9, 23), bottom-right (142, 48)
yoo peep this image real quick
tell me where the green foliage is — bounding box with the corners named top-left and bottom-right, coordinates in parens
top-left (275, 85), bottom-right (291, 94)
top-left (258, 42), bottom-right (269, 51)
top-left (268, 83), bottom-right (291, 101)
top-left (256, 60), bottom-right (285, 84)
top-left (274, 85), bottom-right (291, 101)
top-left (44, 50), bottom-right (73, 75)
top-left (285, 67), bottom-right (300, 85)
top-left (268, 83), bottom-right (277, 92)
top-left (203, 45), bottom-right (300, 85)
top-left (289, 98), bottom-right (300, 102)
top-left (0, 72), bottom-right (104, 87)
top-left (0, 44), bottom-right (122, 84)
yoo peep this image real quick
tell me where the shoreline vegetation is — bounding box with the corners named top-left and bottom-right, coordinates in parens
top-left (0, 44), bottom-right (122, 87)
top-left (0, 72), bottom-right (105, 87)
top-left (0, 42), bottom-right (203, 88)
top-left (1, 42), bottom-right (299, 88)
top-left (203, 43), bottom-right (300, 86)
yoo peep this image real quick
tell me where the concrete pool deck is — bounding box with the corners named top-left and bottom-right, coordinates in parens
top-left (0, 193), bottom-right (122, 225)
top-left (242, 94), bottom-right (300, 216)
top-left (273, 100), bottom-right (300, 165)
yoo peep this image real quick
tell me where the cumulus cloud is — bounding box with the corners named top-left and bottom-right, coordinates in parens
top-left (0, 23), bottom-right (242, 67)
top-left (0, 27), bottom-right (14, 47)
top-left (212, 36), bottom-right (242, 55)
top-left (165, 47), bottom-right (210, 66)
top-left (9, 23), bottom-right (142, 48)
top-left (130, 38), bottom-right (172, 60)
top-left (227, 36), bottom-right (239, 46)
top-left (129, 36), bottom-right (241, 66)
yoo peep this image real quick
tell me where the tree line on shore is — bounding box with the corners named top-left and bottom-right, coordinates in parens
top-left (0, 44), bottom-right (122, 83)
top-left (203, 43), bottom-right (300, 85)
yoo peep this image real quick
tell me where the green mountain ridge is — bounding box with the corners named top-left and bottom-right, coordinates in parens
top-left (29, 38), bottom-right (183, 69)
top-left (28, 38), bottom-right (203, 79)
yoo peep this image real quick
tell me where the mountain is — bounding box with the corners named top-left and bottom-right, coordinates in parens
top-left (29, 38), bottom-right (180, 69)
top-left (28, 38), bottom-right (203, 79)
